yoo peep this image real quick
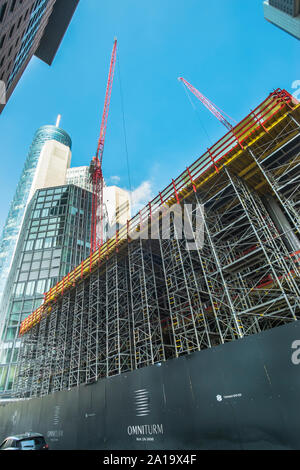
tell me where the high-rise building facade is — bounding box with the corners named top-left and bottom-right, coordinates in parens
top-left (0, 124), bottom-right (72, 310)
top-left (269, 0), bottom-right (300, 16)
top-left (263, 0), bottom-right (300, 39)
top-left (66, 166), bottom-right (93, 193)
top-left (66, 166), bottom-right (112, 241)
top-left (104, 185), bottom-right (131, 236)
top-left (0, 183), bottom-right (92, 395)
top-left (0, 0), bottom-right (80, 113)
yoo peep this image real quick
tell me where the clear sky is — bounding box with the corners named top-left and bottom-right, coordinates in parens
top-left (0, 0), bottom-right (299, 232)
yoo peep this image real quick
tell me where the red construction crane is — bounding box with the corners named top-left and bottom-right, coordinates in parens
top-left (178, 77), bottom-right (236, 131)
top-left (90, 38), bottom-right (117, 252)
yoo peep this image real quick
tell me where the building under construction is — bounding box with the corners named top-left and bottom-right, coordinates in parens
top-left (13, 89), bottom-right (300, 406)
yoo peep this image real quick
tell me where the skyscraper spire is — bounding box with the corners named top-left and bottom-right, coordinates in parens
top-left (56, 114), bottom-right (62, 128)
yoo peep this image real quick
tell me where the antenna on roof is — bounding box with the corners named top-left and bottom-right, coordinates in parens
top-left (56, 114), bottom-right (62, 127)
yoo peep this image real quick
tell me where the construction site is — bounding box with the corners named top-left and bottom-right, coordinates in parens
top-left (13, 86), bottom-right (300, 401)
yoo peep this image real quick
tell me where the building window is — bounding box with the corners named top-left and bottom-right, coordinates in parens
top-left (25, 281), bottom-right (35, 297)
top-left (0, 366), bottom-right (8, 391)
top-left (9, 24), bottom-right (15, 38)
top-left (6, 366), bottom-right (16, 390)
top-left (35, 239), bottom-right (43, 250)
top-left (36, 279), bottom-right (46, 294)
top-left (15, 282), bottom-right (25, 297)
top-left (0, 3), bottom-right (8, 23)
top-left (25, 240), bottom-right (34, 251)
top-left (5, 327), bottom-right (17, 341)
top-left (10, 0), bottom-right (17, 13)
top-left (0, 34), bottom-right (5, 49)
top-left (11, 301), bottom-right (22, 313)
top-left (44, 238), bottom-right (52, 248)
top-left (23, 300), bottom-right (33, 312)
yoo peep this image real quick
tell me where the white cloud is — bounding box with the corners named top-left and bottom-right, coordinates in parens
top-left (110, 175), bottom-right (121, 184)
top-left (130, 180), bottom-right (153, 215)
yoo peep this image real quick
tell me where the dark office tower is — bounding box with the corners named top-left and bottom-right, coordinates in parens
top-left (269, 0), bottom-right (300, 16)
top-left (0, 184), bottom-right (91, 396)
top-left (0, 0), bottom-right (80, 113)
top-left (264, 0), bottom-right (300, 39)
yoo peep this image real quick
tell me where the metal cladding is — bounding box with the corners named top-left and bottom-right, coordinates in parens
top-left (14, 89), bottom-right (300, 399)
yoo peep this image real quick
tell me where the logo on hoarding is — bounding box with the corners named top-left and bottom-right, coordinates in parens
top-left (134, 389), bottom-right (150, 417)
top-left (47, 405), bottom-right (64, 443)
top-left (127, 389), bottom-right (164, 442)
top-left (216, 393), bottom-right (242, 402)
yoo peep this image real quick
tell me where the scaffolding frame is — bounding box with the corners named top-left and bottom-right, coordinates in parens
top-left (13, 91), bottom-right (300, 398)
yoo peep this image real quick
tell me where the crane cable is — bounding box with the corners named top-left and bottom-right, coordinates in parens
top-left (180, 79), bottom-right (214, 147)
top-left (117, 54), bottom-right (133, 206)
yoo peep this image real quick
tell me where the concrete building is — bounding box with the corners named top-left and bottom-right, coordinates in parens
top-left (0, 122), bottom-right (72, 310)
top-left (104, 185), bottom-right (131, 236)
top-left (0, 0), bottom-right (80, 113)
top-left (67, 168), bottom-right (131, 240)
top-left (28, 140), bottom-right (71, 200)
top-left (263, 0), bottom-right (300, 39)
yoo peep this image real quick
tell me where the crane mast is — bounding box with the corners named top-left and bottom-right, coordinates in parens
top-left (178, 77), bottom-right (236, 131)
top-left (90, 39), bottom-right (117, 253)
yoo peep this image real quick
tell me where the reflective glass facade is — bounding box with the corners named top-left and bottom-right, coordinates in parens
top-left (264, 0), bottom-right (300, 38)
top-left (7, 0), bottom-right (52, 90)
top-left (0, 184), bottom-right (92, 395)
top-left (0, 125), bottom-right (72, 310)
top-left (0, 0), bottom-right (80, 114)
top-left (269, 0), bottom-right (300, 17)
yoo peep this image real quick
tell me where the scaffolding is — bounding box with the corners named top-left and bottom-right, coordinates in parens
top-left (14, 89), bottom-right (300, 398)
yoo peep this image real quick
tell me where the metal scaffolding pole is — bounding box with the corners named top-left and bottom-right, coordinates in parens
top-left (68, 282), bottom-right (87, 389)
top-left (52, 292), bottom-right (73, 393)
top-left (225, 169), bottom-right (300, 325)
top-left (106, 254), bottom-right (132, 377)
top-left (40, 302), bottom-right (59, 396)
top-left (29, 308), bottom-right (48, 398)
top-left (128, 238), bottom-right (165, 369)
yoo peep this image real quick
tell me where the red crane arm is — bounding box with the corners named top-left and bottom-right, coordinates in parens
top-left (90, 39), bottom-right (117, 253)
top-left (96, 38), bottom-right (118, 168)
top-left (178, 77), bottom-right (236, 131)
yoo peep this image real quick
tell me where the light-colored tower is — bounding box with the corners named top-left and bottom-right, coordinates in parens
top-left (0, 119), bottom-right (72, 311)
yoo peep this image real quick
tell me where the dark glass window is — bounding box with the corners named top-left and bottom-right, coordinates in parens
top-left (10, 0), bottom-right (17, 12)
top-left (0, 34), bottom-right (6, 49)
top-left (12, 301), bottom-right (22, 313)
top-left (0, 3), bottom-right (8, 23)
top-left (6, 327), bottom-right (17, 341)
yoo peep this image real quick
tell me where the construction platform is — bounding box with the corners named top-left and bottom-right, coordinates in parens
top-left (15, 89), bottom-right (300, 398)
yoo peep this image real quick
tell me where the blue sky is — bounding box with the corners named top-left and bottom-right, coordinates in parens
top-left (0, 0), bottom-right (299, 232)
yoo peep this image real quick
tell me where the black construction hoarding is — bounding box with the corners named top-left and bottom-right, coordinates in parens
top-left (1, 321), bottom-right (300, 450)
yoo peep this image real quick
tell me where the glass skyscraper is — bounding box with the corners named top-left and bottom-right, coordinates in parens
top-left (0, 125), bottom-right (72, 311)
top-left (0, 184), bottom-right (92, 395)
